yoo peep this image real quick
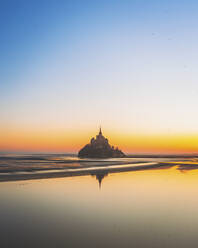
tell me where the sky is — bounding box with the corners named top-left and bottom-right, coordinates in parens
top-left (1, 0), bottom-right (198, 154)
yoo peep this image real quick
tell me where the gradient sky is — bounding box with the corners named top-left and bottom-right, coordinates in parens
top-left (1, 0), bottom-right (198, 153)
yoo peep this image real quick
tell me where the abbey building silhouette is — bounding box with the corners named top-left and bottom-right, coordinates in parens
top-left (78, 127), bottom-right (125, 158)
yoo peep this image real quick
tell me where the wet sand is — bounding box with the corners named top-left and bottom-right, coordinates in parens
top-left (0, 162), bottom-right (166, 182)
top-left (1, 156), bottom-right (198, 248)
top-left (0, 154), bottom-right (198, 182)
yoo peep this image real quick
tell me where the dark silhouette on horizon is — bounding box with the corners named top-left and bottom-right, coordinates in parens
top-left (78, 127), bottom-right (125, 158)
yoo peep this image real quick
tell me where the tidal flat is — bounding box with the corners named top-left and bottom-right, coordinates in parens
top-left (0, 154), bottom-right (195, 182)
top-left (1, 154), bottom-right (198, 247)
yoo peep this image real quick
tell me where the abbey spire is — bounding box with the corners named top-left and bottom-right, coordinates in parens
top-left (99, 126), bottom-right (102, 135)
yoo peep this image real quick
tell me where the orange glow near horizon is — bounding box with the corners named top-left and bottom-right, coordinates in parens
top-left (1, 124), bottom-right (198, 154)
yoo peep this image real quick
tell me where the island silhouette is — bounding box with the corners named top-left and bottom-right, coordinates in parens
top-left (78, 127), bottom-right (125, 158)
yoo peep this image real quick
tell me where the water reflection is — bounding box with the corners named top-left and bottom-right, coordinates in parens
top-left (91, 172), bottom-right (108, 188)
top-left (1, 164), bottom-right (198, 247)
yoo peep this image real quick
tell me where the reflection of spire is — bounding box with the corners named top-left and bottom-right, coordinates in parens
top-left (95, 172), bottom-right (108, 189)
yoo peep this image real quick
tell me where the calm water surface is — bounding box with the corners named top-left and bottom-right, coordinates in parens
top-left (0, 166), bottom-right (198, 247)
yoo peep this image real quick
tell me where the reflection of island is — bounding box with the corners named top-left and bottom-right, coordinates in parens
top-left (78, 127), bottom-right (125, 158)
top-left (91, 172), bottom-right (108, 188)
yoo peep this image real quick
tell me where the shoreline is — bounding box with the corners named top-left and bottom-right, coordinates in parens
top-left (0, 162), bottom-right (174, 183)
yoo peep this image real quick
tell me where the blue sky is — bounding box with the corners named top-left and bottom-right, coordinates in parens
top-left (1, 0), bottom-right (198, 152)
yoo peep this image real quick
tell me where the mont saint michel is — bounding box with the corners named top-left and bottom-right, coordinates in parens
top-left (78, 127), bottom-right (125, 158)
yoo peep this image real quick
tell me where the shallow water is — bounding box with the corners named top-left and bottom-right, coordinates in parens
top-left (1, 160), bottom-right (198, 248)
